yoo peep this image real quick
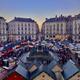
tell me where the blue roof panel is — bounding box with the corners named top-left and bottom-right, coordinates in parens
top-left (15, 65), bottom-right (29, 79)
top-left (47, 60), bottom-right (57, 69)
top-left (31, 65), bottom-right (56, 80)
top-left (63, 60), bottom-right (79, 79)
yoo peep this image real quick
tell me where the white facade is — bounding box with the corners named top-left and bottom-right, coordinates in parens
top-left (42, 16), bottom-right (67, 39)
top-left (72, 18), bottom-right (80, 41)
top-left (8, 17), bottom-right (39, 41)
top-left (0, 17), bottom-right (7, 42)
top-left (42, 14), bottom-right (80, 41)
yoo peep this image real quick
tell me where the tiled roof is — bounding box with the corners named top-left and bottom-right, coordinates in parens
top-left (26, 61), bottom-right (40, 70)
top-left (45, 16), bottom-right (67, 22)
top-left (11, 17), bottom-right (35, 22)
top-left (62, 59), bottom-right (79, 79)
top-left (47, 60), bottom-right (58, 69)
top-left (0, 17), bottom-right (5, 20)
top-left (15, 65), bottom-right (29, 79)
top-left (74, 14), bottom-right (80, 20)
top-left (30, 64), bottom-right (57, 80)
top-left (44, 14), bottom-right (80, 22)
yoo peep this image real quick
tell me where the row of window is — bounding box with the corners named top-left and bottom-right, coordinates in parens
top-left (45, 35), bottom-right (55, 38)
top-left (45, 26), bottom-right (64, 33)
top-left (9, 30), bottom-right (36, 34)
top-left (9, 35), bottom-right (36, 40)
top-left (10, 23), bottom-right (35, 27)
top-left (18, 31), bottom-right (35, 34)
top-left (0, 22), bottom-right (6, 25)
top-left (17, 23), bottom-right (34, 27)
top-left (0, 36), bottom-right (7, 40)
top-left (45, 23), bottom-right (63, 28)
top-left (17, 27), bottom-right (35, 31)
top-left (45, 23), bottom-right (64, 31)
top-left (45, 31), bottom-right (64, 34)
top-left (0, 30), bottom-right (7, 34)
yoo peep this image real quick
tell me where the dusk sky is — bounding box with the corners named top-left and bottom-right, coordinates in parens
top-left (0, 0), bottom-right (80, 29)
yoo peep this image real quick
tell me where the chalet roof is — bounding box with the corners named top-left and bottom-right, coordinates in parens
top-left (15, 65), bottom-right (29, 79)
top-left (62, 60), bottom-right (80, 79)
top-left (30, 64), bottom-right (57, 80)
top-left (47, 60), bottom-right (58, 69)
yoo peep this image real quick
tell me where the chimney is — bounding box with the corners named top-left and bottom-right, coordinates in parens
top-left (15, 17), bottom-right (17, 19)
top-left (61, 14), bottom-right (63, 17)
top-left (55, 15), bottom-right (57, 18)
top-left (45, 18), bottom-right (48, 21)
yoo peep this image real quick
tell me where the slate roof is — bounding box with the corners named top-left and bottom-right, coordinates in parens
top-left (10, 17), bottom-right (35, 22)
top-left (26, 61), bottom-right (40, 70)
top-left (62, 60), bottom-right (80, 80)
top-left (30, 64), bottom-right (57, 80)
top-left (0, 17), bottom-right (5, 20)
top-left (47, 60), bottom-right (58, 69)
top-left (15, 65), bottom-right (29, 79)
top-left (44, 14), bottom-right (80, 23)
top-left (74, 14), bottom-right (80, 20)
top-left (45, 16), bottom-right (67, 22)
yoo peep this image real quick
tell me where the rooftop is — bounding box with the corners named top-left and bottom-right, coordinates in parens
top-left (62, 60), bottom-right (79, 79)
top-left (44, 14), bottom-right (80, 23)
top-left (31, 64), bottom-right (57, 80)
top-left (10, 17), bottom-right (35, 22)
top-left (45, 15), bottom-right (67, 22)
top-left (0, 17), bottom-right (5, 20)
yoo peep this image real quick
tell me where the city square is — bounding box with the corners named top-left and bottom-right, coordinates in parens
top-left (0, 15), bottom-right (80, 80)
top-left (0, 0), bottom-right (80, 80)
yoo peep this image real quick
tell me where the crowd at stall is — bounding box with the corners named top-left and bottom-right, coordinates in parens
top-left (0, 39), bottom-right (80, 79)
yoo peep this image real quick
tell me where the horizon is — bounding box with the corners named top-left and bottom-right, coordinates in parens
top-left (0, 0), bottom-right (80, 29)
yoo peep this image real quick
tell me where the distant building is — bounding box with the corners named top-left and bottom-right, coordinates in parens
top-left (72, 14), bottom-right (80, 41)
top-left (41, 14), bottom-right (80, 41)
top-left (0, 17), bottom-right (8, 42)
top-left (41, 15), bottom-right (67, 40)
top-left (0, 14), bottom-right (80, 42)
top-left (8, 17), bottom-right (39, 41)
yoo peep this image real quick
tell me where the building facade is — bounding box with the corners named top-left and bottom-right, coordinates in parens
top-left (0, 17), bottom-right (8, 42)
top-left (0, 14), bottom-right (80, 42)
top-left (72, 14), bottom-right (80, 41)
top-left (41, 15), bottom-right (67, 40)
top-left (8, 17), bottom-right (39, 41)
top-left (41, 14), bottom-right (80, 41)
